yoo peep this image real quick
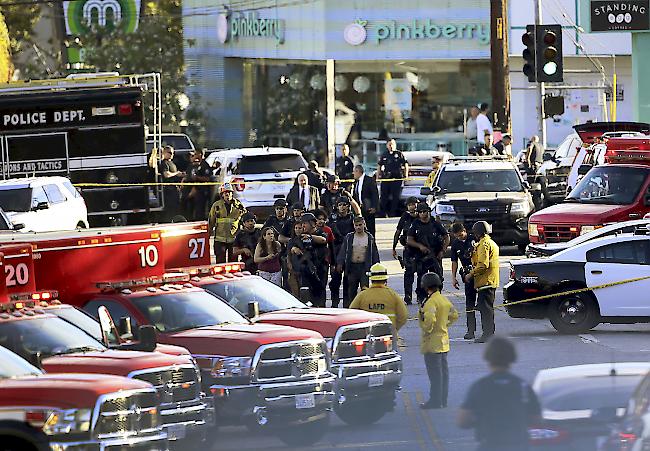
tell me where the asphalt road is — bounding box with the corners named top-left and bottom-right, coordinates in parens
top-left (212, 217), bottom-right (650, 451)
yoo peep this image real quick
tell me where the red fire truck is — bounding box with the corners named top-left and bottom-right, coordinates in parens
top-left (0, 243), bottom-right (210, 444)
top-left (182, 263), bottom-right (403, 426)
top-left (0, 252), bottom-right (168, 451)
top-left (0, 228), bottom-right (336, 446)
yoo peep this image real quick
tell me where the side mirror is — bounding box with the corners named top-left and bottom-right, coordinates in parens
top-left (28, 352), bottom-right (43, 369)
top-left (522, 181), bottom-right (531, 190)
top-left (420, 187), bottom-right (431, 196)
top-left (97, 306), bottom-right (122, 347)
top-left (543, 152), bottom-right (553, 162)
top-left (248, 301), bottom-right (260, 320)
top-left (137, 325), bottom-right (158, 352)
top-left (578, 164), bottom-right (592, 176)
top-left (34, 201), bottom-right (49, 211)
top-left (12, 223), bottom-right (25, 231)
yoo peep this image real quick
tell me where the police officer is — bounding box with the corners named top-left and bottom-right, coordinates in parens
top-left (392, 196), bottom-right (419, 304)
top-left (464, 221), bottom-right (500, 343)
top-left (279, 202), bottom-right (305, 243)
top-left (287, 213), bottom-right (328, 306)
top-left (406, 203), bottom-right (450, 303)
top-left (349, 263), bottom-right (408, 332)
top-left (377, 139), bottom-right (408, 217)
top-left (336, 144), bottom-right (355, 187)
top-left (328, 196), bottom-right (356, 307)
top-left (450, 222), bottom-right (478, 340)
top-left (419, 272), bottom-right (459, 410)
top-left (208, 183), bottom-right (246, 263)
top-left (233, 212), bottom-right (261, 273)
top-left (457, 336), bottom-right (541, 451)
top-left (320, 174), bottom-right (360, 218)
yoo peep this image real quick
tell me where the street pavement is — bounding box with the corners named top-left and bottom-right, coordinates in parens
top-left (212, 217), bottom-right (650, 451)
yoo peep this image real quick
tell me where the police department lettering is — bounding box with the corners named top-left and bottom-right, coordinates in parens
top-left (3, 109), bottom-right (86, 126)
top-left (8, 161), bottom-right (64, 173)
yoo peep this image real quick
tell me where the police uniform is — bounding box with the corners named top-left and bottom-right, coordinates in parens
top-left (287, 227), bottom-right (328, 306)
top-left (321, 188), bottom-right (351, 217)
top-left (328, 210), bottom-right (356, 307)
top-left (451, 236), bottom-right (478, 336)
top-left (183, 159), bottom-right (212, 220)
top-left (233, 227), bottom-right (261, 273)
top-left (407, 217), bottom-right (449, 302)
top-left (336, 155), bottom-right (355, 184)
top-left (394, 210), bottom-right (418, 304)
top-left (378, 150), bottom-right (407, 217)
top-left (208, 197), bottom-right (246, 263)
top-left (461, 371), bottom-right (541, 451)
top-left (159, 158), bottom-right (182, 221)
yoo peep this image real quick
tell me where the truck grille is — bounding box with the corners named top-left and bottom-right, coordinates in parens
top-left (334, 321), bottom-right (395, 361)
top-left (95, 389), bottom-right (159, 437)
top-left (254, 340), bottom-right (329, 383)
top-left (453, 202), bottom-right (510, 222)
top-left (540, 224), bottom-right (579, 243)
top-left (131, 365), bottom-right (199, 404)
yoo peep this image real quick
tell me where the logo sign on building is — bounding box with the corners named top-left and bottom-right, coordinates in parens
top-left (343, 19), bottom-right (490, 46)
top-left (591, 0), bottom-right (649, 31)
top-left (63, 0), bottom-right (141, 35)
top-left (216, 11), bottom-right (285, 45)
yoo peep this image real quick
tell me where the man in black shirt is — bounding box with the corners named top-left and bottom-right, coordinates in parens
top-left (458, 336), bottom-right (541, 451)
top-left (377, 139), bottom-right (408, 217)
top-left (182, 149), bottom-right (212, 220)
top-left (406, 202), bottom-right (450, 303)
top-left (320, 174), bottom-right (360, 217)
top-left (336, 144), bottom-right (355, 188)
top-left (451, 222), bottom-right (478, 339)
top-left (392, 196), bottom-right (419, 305)
top-left (233, 212), bottom-right (261, 273)
top-left (159, 146), bottom-right (185, 222)
top-left (287, 213), bottom-right (328, 306)
top-left (328, 196), bottom-right (356, 307)
top-left (280, 203), bottom-right (305, 242)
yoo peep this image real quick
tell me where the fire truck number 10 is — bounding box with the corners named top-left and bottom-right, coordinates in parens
top-left (5, 263), bottom-right (29, 287)
top-left (189, 238), bottom-right (206, 260)
top-left (138, 245), bottom-right (159, 268)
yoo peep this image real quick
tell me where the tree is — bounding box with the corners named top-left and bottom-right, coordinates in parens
top-left (82, 0), bottom-right (188, 130)
top-left (0, 10), bottom-right (11, 82)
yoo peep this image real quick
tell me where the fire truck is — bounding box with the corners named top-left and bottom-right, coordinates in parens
top-left (0, 243), bottom-right (210, 445)
top-left (0, 252), bottom-right (168, 451)
top-left (0, 73), bottom-right (165, 226)
top-left (0, 227), bottom-right (336, 446)
top-left (182, 263), bottom-right (402, 426)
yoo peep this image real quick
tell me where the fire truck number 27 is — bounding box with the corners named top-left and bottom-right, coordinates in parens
top-left (188, 238), bottom-right (206, 260)
top-left (138, 245), bottom-right (159, 268)
top-left (5, 263), bottom-right (29, 287)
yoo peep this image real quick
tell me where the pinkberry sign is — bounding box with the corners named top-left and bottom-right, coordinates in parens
top-left (344, 19), bottom-right (490, 45)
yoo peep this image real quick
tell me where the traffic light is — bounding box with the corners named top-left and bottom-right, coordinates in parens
top-left (535, 24), bottom-right (563, 83)
top-left (521, 25), bottom-right (536, 82)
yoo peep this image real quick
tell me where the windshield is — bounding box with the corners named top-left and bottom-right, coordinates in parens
top-left (203, 277), bottom-right (307, 315)
top-left (50, 307), bottom-right (104, 342)
top-left (567, 166), bottom-right (648, 205)
top-left (539, 375), bottom-right (643, 412)
top-left (237, 154), bottom-right (307, 174)
top-left (437, 169), bottom-right (523, 193)
top-left (0, 317), bottom-right (105, 362)
top-left (0, 346), bottom-right (42, 378)
top-left (131, 291), bottom-right (248, 333)
top-left (0, 188), bottom-right (32, 212)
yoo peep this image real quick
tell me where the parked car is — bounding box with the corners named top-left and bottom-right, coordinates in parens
top-left (206, 147), bottom-right (309, 219)
top-left (531, 362), bottom-right (650, 450)
top-left (400, 150), bottom-right (453, 206)
top-left (0, 176), bottom-right (89, 232)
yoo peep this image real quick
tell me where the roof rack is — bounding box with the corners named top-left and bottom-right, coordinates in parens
top-left (0, 72), bottom-right (158, 95)
top-left (448, 155), bottom-right (511, 164)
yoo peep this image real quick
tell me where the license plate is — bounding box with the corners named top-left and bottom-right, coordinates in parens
top-left (369, 374), bottom-right (385, 387)
top-left (166, 423), bottom-right (187, 441)
top-left (295, 393), bottom-right (316, 409)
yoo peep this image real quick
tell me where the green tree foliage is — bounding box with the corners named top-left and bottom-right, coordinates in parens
top-left (0, 11), bottom-right (12, 82)
top-left (0, 4), bottom-right (40, 55)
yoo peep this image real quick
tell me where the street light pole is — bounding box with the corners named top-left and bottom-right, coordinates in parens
top-left (490, 0), bottom-right (511, 134)
top-left (535, 0), bottom-right (547, 147)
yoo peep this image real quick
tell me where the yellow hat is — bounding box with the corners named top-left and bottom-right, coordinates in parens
top-left (368, 263), bottom-right (388, 282)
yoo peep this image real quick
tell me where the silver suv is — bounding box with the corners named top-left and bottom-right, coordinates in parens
top-left (206, 147), bottom-right (308, 218)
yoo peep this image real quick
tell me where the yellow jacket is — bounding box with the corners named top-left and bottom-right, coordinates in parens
top-left (423, 168), bottom-right (439, 189)
top-left (418, 291), bottom-right (458, 354)
top-left (349, 284), bottom-right (409, 331)
top-left (470, 234), bottom-right (500, 289)
top-left (208, 198), bottom-right (246, 244)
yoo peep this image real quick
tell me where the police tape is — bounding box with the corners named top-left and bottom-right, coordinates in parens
top-left (72, 176), bottom-right (427, 188)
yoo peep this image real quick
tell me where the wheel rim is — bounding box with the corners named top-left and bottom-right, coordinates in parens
top-left (558, 297), bottom-right (588, 325)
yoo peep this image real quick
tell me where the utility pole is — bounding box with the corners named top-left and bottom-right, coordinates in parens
top-left (535, 0), bottom-right (547, 147)
top-left (490, 0), bottom-right (511, 133)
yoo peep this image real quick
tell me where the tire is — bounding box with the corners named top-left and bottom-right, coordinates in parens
top-left (335, 403), bottom-right (389, 426)
top-left (548, 292), bottom-right (599, 334)
top-left (275, 414), bottom-right (329, 446)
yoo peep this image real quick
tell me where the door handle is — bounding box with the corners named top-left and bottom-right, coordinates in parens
top-left (590, 270), bottom-right (603, 275)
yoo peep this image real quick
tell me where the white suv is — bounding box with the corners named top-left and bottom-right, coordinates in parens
top-left (0, 176), bottom-right (89, 232)
top-left (206, 147), bottom-right (308, 218)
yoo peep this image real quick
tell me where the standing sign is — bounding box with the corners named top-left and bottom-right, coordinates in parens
top-left (591, 0), bottom-right (650, 32)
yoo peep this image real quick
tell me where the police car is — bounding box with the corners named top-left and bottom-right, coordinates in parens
top-left (504, 227), bottom-right (650, 333)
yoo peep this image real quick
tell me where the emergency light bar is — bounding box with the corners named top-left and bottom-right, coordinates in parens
top-left (183, 263), bottom-right (245, 277)
top-left (9, 291), bottom-right (60, 302)
top-left (96, 274), bottom-right (191, 291)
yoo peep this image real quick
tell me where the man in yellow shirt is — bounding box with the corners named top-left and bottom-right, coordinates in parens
top-left (418, 272), bottom-right (459, 410)
top-left (349, 263), bottom-right (408, 332)
top-left (423, 155), bottom-right (444, 189)
top-left (464, 221), bottom-right (500, 343)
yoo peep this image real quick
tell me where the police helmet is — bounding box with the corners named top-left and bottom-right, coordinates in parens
top-left (241, 212), bottom-right (257, 223)
top-left (416, 202), bottom-right (431, 213)
top-left (367, 263), bottom-right (389, 282)
top-left (483, 336), bottom-right (517, 367)
top-left (300, 213), bottom-right (317, 224)
top-left (472, 221), bottom-right (492, 236)
top-left (274, 198), bottom-right (288, 208)
top-left (220, 183), bottom-right (234, 193)
top-left (406, 196), bottom-right (419, 206)
top-left (336, 196), bottom-right (351, 205)
top-left (420, 272), bottom-right (443, 291)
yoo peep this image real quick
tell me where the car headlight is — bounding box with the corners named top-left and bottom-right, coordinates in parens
top-left (510, 201), bottom-right (531, 215)
top-left (43, 408), bottom-right (92, 435)
top-left (528, 223), bottom-right (539, 237)
top-left (435, 203), bottom-right (455, 215)
top-left (580, 225), bottom-right (597, 235)
top-left (210, 356), bottom-right (253, 378)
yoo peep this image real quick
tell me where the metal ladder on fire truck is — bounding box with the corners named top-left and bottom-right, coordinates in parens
top-left (0, 73), bottom-right (164, 215)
